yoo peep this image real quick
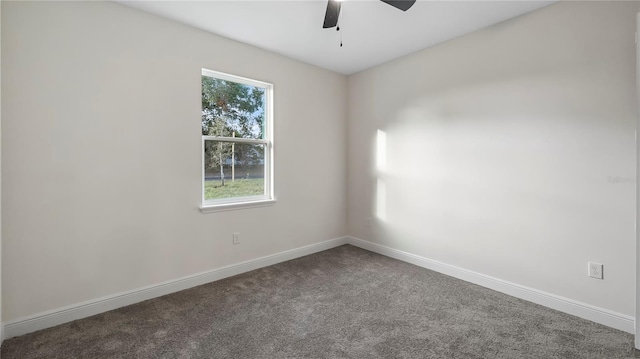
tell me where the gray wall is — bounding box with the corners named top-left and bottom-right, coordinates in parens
top-left (2, 1), bottom-right (347, 322)
top-left (347, 1), bottom-right (637, 316)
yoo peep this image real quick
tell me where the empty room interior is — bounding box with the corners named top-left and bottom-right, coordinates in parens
top-left (2, 0), bottom-right (640, 357)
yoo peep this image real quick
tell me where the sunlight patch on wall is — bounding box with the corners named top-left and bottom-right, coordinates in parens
top-left (375, 129), bottom-right (388, 221)
top-left (376, 129), bottom-right (387, 172)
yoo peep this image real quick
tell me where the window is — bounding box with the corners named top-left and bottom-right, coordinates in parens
top-left (200, 69), bottom-right (274, 212)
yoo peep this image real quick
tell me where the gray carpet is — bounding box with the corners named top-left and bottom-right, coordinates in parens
top-left (1, 245), bottom-right (638, 358)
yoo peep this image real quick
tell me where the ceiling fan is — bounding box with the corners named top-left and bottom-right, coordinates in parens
top-left (323, 0), bottom-right (417, 29)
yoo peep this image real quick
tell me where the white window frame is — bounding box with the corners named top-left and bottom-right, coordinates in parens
top-left (199, 69), bottom-right (275, 213)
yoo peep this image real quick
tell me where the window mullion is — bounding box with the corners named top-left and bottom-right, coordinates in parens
top-left (202, 136), bottom-right (268, 145)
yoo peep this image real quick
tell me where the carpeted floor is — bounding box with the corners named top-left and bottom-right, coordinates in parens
top-left (1, 245), bottom-right (639, 358)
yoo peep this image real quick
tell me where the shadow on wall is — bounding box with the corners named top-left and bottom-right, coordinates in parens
top-left (368, 69), bottom-right (634, 274)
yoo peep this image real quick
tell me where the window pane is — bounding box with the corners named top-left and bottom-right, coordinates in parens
top-left (201, 77), bottom-right (266, 139)
top-left (204, 141), bottom-right (266, 201)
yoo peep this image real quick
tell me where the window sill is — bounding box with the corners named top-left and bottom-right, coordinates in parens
top-left (199, 199), bottom-right (277, 213)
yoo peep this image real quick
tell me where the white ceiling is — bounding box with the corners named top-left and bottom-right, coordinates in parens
top-left (117, 0), bottom-right (555, 75)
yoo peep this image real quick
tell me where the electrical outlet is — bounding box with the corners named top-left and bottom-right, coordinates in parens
top-left (366, 217), bottom-right (373, 228)
top-left (588, 262), bottom-right (603, 279)
top-left (233, 232), bottom-right (240, 245)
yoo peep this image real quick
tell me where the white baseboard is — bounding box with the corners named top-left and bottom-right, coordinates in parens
top-left (346, 236), bottom-right (635, 334)
top-left (2, 236), bottom-right (349, 339)
top-left (3, 235), bottom-right (633, 340)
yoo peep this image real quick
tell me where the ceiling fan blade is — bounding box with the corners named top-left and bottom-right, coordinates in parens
top-left (323, 0), bottom-right (341, 29)
top-left (380, 0), bottom-right (416, 11)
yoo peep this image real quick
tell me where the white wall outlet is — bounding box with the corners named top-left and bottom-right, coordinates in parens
top-left (232, 232), bottom-right (240, 245)
top-left (588, 262), bottom-right (603, 279)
